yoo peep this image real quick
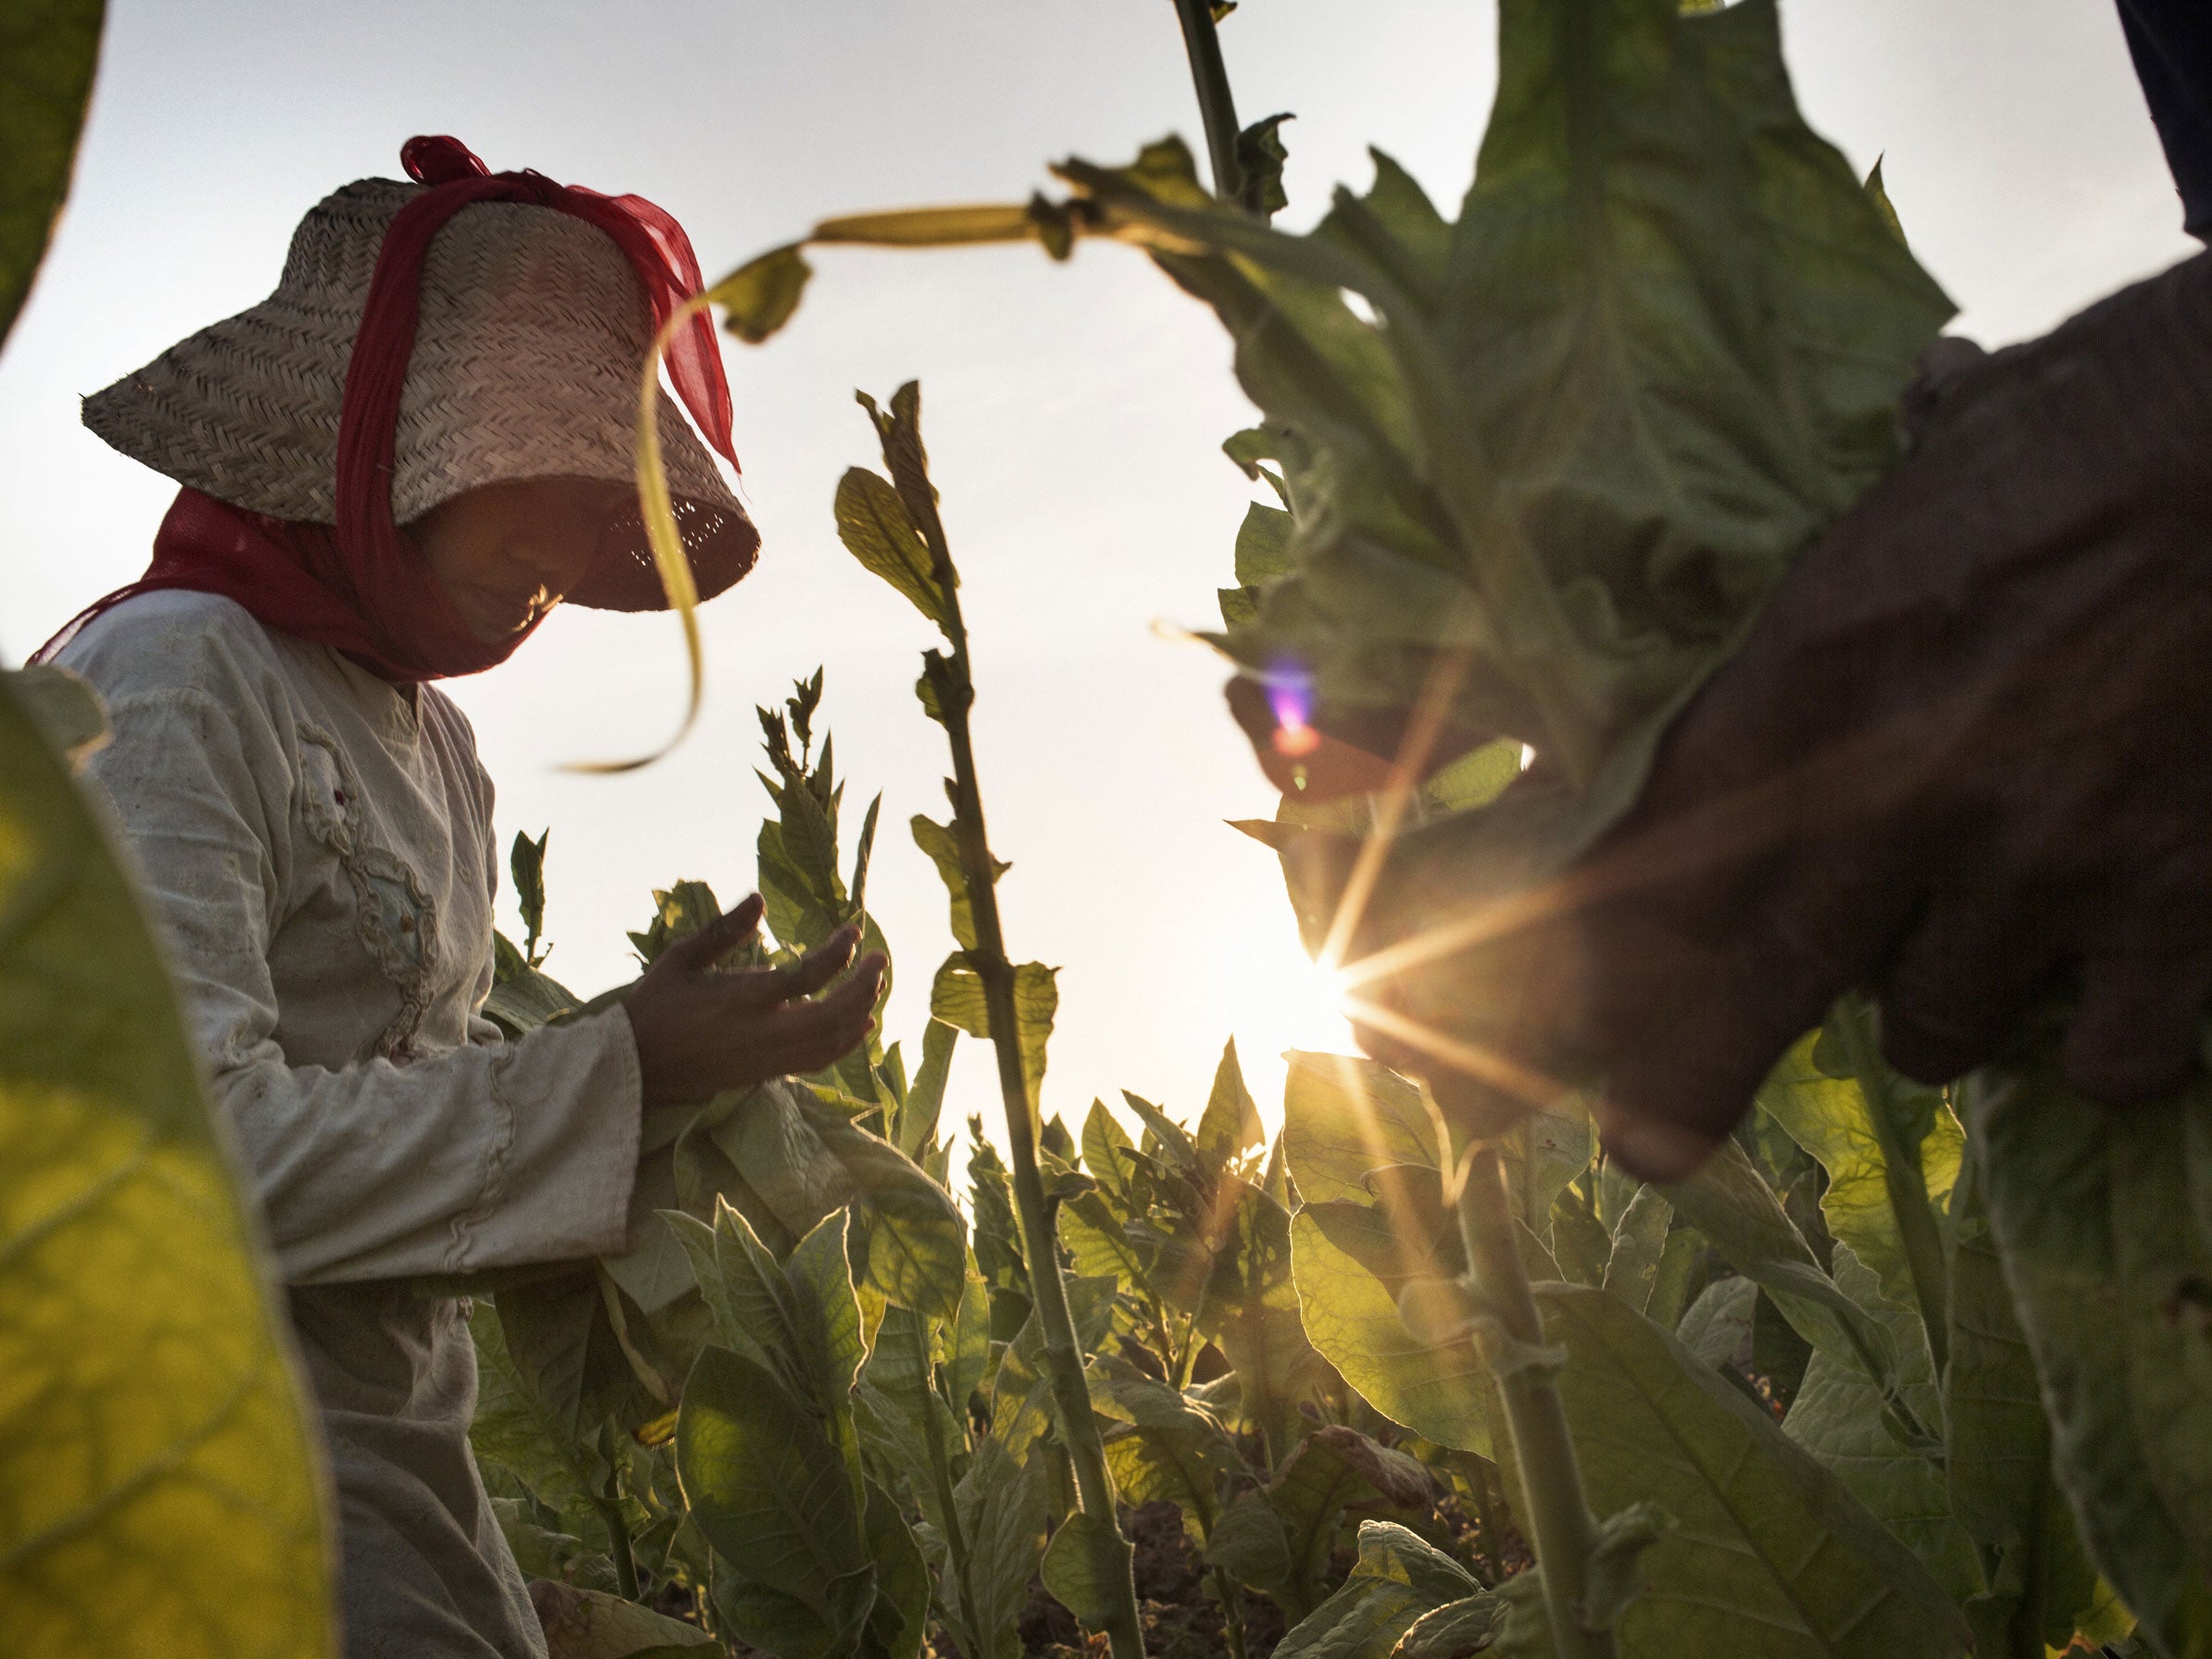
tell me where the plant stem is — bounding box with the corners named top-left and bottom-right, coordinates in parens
top-left (594, 1489), bottom-right (640, 1602)
top-left (1456, 1144), bottom-right (1617, 1659)
top-left (1213, 1565), bottom-right (1250, 1659)
top-left (1168, 0), bottom-right (1246, 205)
top-left (1833, 1000), bottom-right (1950, 1377)
top-left (906, 463), bottom-right (1145, 1658)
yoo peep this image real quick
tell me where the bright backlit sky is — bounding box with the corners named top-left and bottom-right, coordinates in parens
top-left (2, 0), bottom-right (2196, 1147)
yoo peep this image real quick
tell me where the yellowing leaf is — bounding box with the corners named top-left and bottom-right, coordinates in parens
top-left (0, 677), bottom-right (336, 1659)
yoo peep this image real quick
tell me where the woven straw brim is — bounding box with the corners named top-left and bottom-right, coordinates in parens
top-left (82, 178), bottom-right (755, 613)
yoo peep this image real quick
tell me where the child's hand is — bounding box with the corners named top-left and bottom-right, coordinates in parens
top-left (622, 893), bottom-right (885, 1107)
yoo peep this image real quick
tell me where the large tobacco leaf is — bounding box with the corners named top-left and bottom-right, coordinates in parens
top-left (1965, 1060), bottom-right (2212, 1657)
top-left (1527, 1285), bottom-right (1970, 1657)
top-left (1942, 1158), bottom-right (2114, 1656)
top-left (0, 674), bottom-right (336, 1656)
top-left (714, 0), bottom-right (1947, 829)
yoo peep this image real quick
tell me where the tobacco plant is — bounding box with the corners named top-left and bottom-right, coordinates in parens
top-left (659, 0), bottom-right (2210, 1652)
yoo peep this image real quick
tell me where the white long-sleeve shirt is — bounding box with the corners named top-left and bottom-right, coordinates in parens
top-left (64, 589), bottom-right (642, 1659)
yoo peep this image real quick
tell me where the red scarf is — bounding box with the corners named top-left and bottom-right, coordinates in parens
top-left (41, 136), bottom-right (735, 682)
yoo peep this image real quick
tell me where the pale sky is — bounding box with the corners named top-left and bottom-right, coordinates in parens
top-left (3, 0), bottom-right (2195, 1148)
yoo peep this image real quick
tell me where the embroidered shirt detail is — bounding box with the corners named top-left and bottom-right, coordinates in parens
top-left (299, 723), bottom-right (442, 1058)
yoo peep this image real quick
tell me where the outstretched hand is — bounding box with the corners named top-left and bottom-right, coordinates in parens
top-left (622, 893), bottom-right (886, 1108)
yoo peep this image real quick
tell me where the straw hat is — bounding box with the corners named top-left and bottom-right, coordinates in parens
top-left (81, 176), bottom-right (756, 611)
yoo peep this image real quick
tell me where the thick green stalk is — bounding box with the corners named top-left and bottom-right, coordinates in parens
top-left (1168, 0), bottom-right (1247, 206)
top-left (907, 484), bottom-right (1144, 1658)
top-left (1834, 1001), bottom-right (1950, 1376)
top-left (1456, 1145), bottom-right (1617, 1659)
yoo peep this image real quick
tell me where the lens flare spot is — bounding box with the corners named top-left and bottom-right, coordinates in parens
top-left (1268, 670), bottom-right (1320, 757)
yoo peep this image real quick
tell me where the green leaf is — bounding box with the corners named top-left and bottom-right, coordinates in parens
top-left (1599, 1183), bottom-right (1671, 1315)
top-left (1964, 1059), bottom-right (2212, 1656)
top-left (1092, 1372), bottom-right (1240, 1537)
top-left (484, 929), bottom-right (583, 1036)
top-left (496, 1268), bottom-right (663, 1442)
top-left (1661, 1137), bottom-right (1910, 1419)
top-left (835, 468), bottom-right (952, 634)
top-left (1643, 1227), bottom-right (1701, 1332)
top-left (1943, 1159), bottom-right (2106, 1653)
top-left (944, 1437), bottom-right (1049, 1659)
top-left (1756, 1026), bottom-right (1961, 1327)
top-left (1397, 1594), bottom-right (1508, 1658)
top-left (669, 1201), bottom-right (809, 1401)
top-left (910, 815), bottom-right (1004, 953)
top-left (1, 0), bottom-right (102, 350)
top-left (1676, 1276), bottom-right (1756, 1370)
top-left (1780, 1247), bottom-right (1980, 1603)
top-left (897, 1016), bottom-right (957, 1158)
top-left (1234, 498), bottom-right (1295, 586)
top-left (1528, 1285), bottom-right (1971, 1657)
top-left (1863, 156), bottom-right (1907, 247)
top-left (1195, 1036), bottom-right (1265, 1175)
top-left (930, 953), bottom-right (1056, 1122)
top-left (1, 664), bottom-right (107, 765)
top-left (510, 827), bottom-right (549, 954)
top-left (1263, 1424), bottom-right (1436, 1620)
top-left (1271, 1520), bottom-right (1487, 1659)
top-left (800, 1102), bottom-right (969, 1323)
top-left (1291, 1197), bottom-right (1491, 1455)
top-left (469, 1299), bottom-right (604, 1531)
top-left (677, 1348), bottom-right (874, 1651)
top-left (1081, 1097), bottom-right (1139, 1199)
top-left (1500, 1108), bottom-right (1593, 1243)
top-left (1040, 1509), bottom-right (1132, 1635)
top-left (1281, 1048), bottom-right (1437, 1206)
top-left (626, 879), bottom-right (722, 965)
top-left (860, 1478), bottom-right (931, 1659)
top-left (528, 1581), bottom-right (718, 1655)
top-left (710, 242), bottom-right (813, 343)
top-left (1205, 1490), bottom-right (1292, 1590)
top-left (1235, 111), bottom-right (1294, 218)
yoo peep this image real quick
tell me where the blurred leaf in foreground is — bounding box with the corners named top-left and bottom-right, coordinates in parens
top-left (0, 674), bottom-right (336, 1657)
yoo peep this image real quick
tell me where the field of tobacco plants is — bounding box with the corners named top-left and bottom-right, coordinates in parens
top-left (5, 1), bottom-right (2211, 1657)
